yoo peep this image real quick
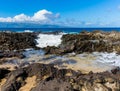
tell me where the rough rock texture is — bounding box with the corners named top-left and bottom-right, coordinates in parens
top-left (31, 79), bottom-right (72, 91)
top-left (1, 63), bottom-right (120, 91)
top-left (0, 51), bottom-right (23, 59)
top-left (0, 68), bottom-right (10, 79)
top-left (0, 51), bottom-right (25, 65)
top-left (0, 31), bottom-right (120, 91)
top-left (1, 31), bottom-right (120, 55)
top-left (44, 31), bottom-right (120, 54)
top-left (0, 32), bottom-right (37, 50)
top-left (1, 63), bottom-right (75, 91)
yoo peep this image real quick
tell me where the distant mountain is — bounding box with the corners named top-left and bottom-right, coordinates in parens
top-left (0, 22), bottom-right (62, 28)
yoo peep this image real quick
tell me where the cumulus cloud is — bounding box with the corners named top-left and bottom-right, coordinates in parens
top-left (0, 9), bottom-right (60, 23)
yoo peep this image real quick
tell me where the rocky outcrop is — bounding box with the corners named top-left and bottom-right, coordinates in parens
top-left (0, 32), bottom-right (37, 50)
top-left (1, 63), bottom-right (120, 91)
top-left (32, 79), bottom-right (72, 91)
top-left (0, 51), bottom-right (25, 65)
top-left (0, 31), bottom-right (120, 91)
top-left (1, 31), bottom-right (120, 55)
top-left (0, 68), bottom-right (10, 79)
top-left (44, 31), bottom-right (120, 54)
top-left (1, 63), bottom-right (75, 91)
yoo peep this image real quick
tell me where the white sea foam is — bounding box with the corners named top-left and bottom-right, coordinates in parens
top-left (78, 52), bottom-right (120, 67)
top-left (92, 52), bottom-right (120, 67)
top-left (23, 48), bottom-right (45, 57)
top-left (36, 33), bottom-right (63, 48)
top-left (24, 30), bottom-right (33, 33)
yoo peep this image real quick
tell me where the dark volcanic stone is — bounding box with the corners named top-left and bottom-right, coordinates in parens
top-left (1, 63), bottom-right (120, 91)
top-left (1, 63), bottom-right (76, 91)
top-left (0, 68), bottom-right (10, 79)
top-left (1, 69), bottom-right (27, 91)
top-left (31, 79), bottom-right (73, 91)
top-left (25, 63), bottom-right (57, 78)
top-left (111, 67), bottom-right (120, 74)
top-left (0, 32), bottom-right (37, 50)
top-left (44, 31), bottom-right (120, 54)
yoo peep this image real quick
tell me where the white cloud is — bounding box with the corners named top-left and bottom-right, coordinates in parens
top-left (0, 17), bottom-right (12, 22)
top-left (32, 10), bottom-right (53, 22)
top-left (13, 14), bottom-right (30, 22)
top-left (85, 22), bottom-right (93, 26)
top-left (0, 9), bottom-right (60, 23)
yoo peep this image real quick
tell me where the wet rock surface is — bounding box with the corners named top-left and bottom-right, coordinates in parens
top-left (0, 63), bottom-right (120, 91)
top-left (0, 51), bottom-right (25, 65)
top-left (44, 31), bottom-right (120, 54)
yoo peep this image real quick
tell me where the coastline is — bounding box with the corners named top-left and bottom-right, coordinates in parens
top-left (0, 30), bottom-right (120, 91)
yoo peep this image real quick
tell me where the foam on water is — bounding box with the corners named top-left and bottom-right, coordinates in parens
top-left (3, 49), bottom-right (120, 72)
top-left (92, 52), bottom-right (120, 67)
top-left (22, 49), bottom-right (120, 68)
top-left (77, 52), bottom-right (120, 67)
top-left (23, 48), bottom-right (45, 58)
top-left (24, 30), bottom-right (33, 33)
top-left (36, 33), bottom-right (64, 48)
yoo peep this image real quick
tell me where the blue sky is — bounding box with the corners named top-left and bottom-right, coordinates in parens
top-left (0, 0), bottom-right (120, 27)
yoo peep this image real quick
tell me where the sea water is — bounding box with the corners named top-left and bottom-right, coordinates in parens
top-left (0, 28), bottom-right (120, 33)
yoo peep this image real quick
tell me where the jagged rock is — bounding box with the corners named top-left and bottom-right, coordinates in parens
top-left (0, 51), bottom-right (25, 64)
top-left (0, 32), bottom-right (37, 50)
top-left (31, 79), bottom-right (73, 91)
top-left (1, 31), bottom-right (120, 55)
top-left (1, 69), bottom-right (27, 91)
top-left (1, 63), bottom-right (75, 91)
top-left (111, 67), bottom-right (120, 74)
top-left (44, 31), bottom-right (120, 54)
top-left (1, 63), bottom-right (120, 91)
top-left (0, 68), bottom-right (10, 79)
top-left (0, 31), bottom-right (120, 91)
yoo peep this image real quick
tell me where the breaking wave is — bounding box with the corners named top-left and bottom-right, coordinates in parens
top-left (36, 33), bottom-right (64, 48)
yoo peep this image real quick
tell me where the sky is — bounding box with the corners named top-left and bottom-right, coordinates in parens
top-left (0, 0), bottom-right (120, 27)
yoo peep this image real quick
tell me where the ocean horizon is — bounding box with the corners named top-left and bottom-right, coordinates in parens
top-left (0, 27), bottom-right (120, 33)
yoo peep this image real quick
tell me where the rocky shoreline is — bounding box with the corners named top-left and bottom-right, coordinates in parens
top-left (0, 32), bottom-right (38, 50)
top-left (1, 31), bottom-right (120, 54)
top-left (44, 31), bottom-right (120, 54)
top-left (0, 63), bottom-right (120, 91)
top-left (0, 31), bottom-right (120, 91)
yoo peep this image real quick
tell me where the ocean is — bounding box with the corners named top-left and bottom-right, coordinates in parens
top-left (0, 28), bottom-right (120, 33)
